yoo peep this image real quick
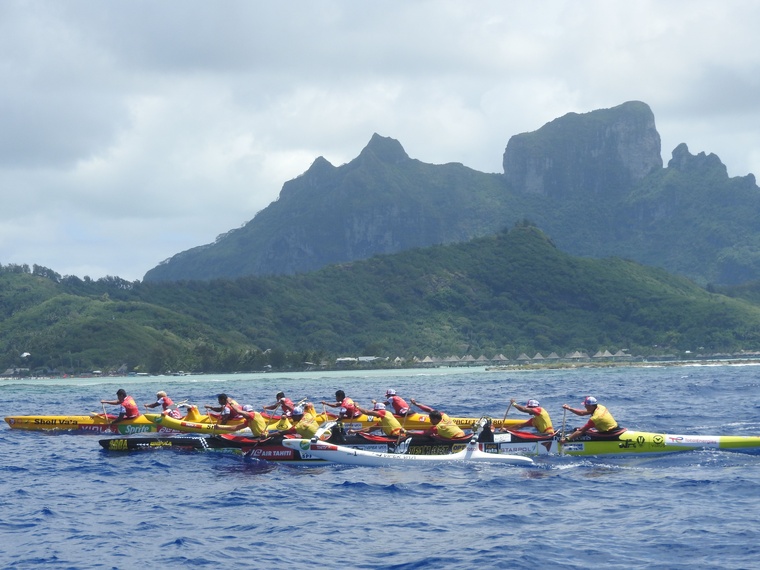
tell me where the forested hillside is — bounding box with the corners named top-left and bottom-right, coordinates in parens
top-left (5, 225), bottom-right (760, 375)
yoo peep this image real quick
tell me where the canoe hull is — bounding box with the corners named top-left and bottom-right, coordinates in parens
top-left (4, 414), bottom-right (177, 435)
top-left (98, 432), bottom-right (472, 462)
top-left (281, 438), bottom-right (534, 466)
top-left (484, 430), bottom-right (760, 456)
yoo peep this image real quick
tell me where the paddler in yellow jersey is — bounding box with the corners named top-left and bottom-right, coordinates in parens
top-left (351, 402), bottom-right (406, 437)
top-left (504, 398), bottom-right (554, 434)
top-left (561, 396), bottom-right (619, 442)
top-left (410, 399), bottom-right (465, 439)
top-left (284, 403), bottom-right (320, 439)
top-left (233, 405), bottom-right (270, 438)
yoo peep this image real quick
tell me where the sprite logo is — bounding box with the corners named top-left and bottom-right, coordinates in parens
top-left (118, 424), bottom-right (153, 435)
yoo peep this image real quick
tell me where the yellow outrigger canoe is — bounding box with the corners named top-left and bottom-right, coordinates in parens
top-left (3, 413), bottom-right (172, 435)
top-left (5, 404), bottom-right (524, 435)
top-left (147, 407), bottom-right (525, 434)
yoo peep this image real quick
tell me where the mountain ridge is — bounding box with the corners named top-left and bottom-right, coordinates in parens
top-left (143, 101), bottom-right (760, 286)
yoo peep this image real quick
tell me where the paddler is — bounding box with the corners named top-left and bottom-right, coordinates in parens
top-left (352, 402), bottom-right (406, 437)
top-left (100, 388), bottom-right (140, 423)
top-left (263, 391), bottom-right (296, 418)
top-left (204, 393), bottom-right (245, 424)
top-left (383, 389), bottom-right (412, 416)
top-left (409, 399), bottom-right (465, 439)
top-left (321, 390), bottom-right (362, 419)
top-left (561, 396), bottom-right (619, 442)
top-left (144, 391), bottom-right (182, 419)
top-left (503, 398), bottom-right (554, 434)
top-left (234, 405), bottom-right (270, 438)
top-left (283, 403), bottom-right (320, 439)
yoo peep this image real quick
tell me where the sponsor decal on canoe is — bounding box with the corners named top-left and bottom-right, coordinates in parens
top-left (248, 448), bottom-right (295, 459)
top-left (666, 435), bottom-right (720, 446)
top-left (118, 424), bottom-right (154, 435)
top-left (33, 418), bottom-right (81, 425)
top-left (81, 425), bottom-right (117, 433)
top-left (408, 444), bottom-right (467, 455)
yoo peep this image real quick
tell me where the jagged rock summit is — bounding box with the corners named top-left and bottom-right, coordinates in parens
top-left (503, 100), bottom-right (662, 197)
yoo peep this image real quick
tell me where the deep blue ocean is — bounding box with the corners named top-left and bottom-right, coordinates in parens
top-left (2, 364), bottom-right (760, 569)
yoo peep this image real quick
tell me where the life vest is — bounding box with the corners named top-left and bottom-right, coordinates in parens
top-left (433, 413), bottom-right (465, 439)
top-left (530, 407), bottom-right (554, 434)
top-left (279, 397), bottom-right (295, 415)
top-left (341, 397), bottom-right (361, 418)
top-left (377, 409), bottom-right (405, 436)
top-left (385, 395), bottom-right (410, 415)
top-left (121, 395), bottom-right (140, 419)
top-left (158, 395), bottom-right (174, 409)
top-left (590, 404), bottom-right (617, 432)
top-left (222, 398), bottom-right (243, 421)
top-left (158, 396), bottom-right (181, 419)
top-left (295, 411), bottom-right (319, 438)
top-left (246, 412), bottom-right (269, 437)
top-left (273, 417), bottom-right (292, 431)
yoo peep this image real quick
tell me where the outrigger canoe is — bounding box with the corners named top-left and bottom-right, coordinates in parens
top-left (99, 430), bottom-right (395, 463)
top-left (3, 413), bottom-right (178, 435)
top-left (97, 421), bottom-right (760, 464)
top-left (146, 408), bottom-right (524, 434)
top-left (483, 427), bottom-right (760, 456)
top-left (98, 426), bottom-right (485, 462)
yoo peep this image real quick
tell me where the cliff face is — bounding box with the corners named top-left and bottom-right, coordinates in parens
top-left (502, 101), bottom-right (662, 198)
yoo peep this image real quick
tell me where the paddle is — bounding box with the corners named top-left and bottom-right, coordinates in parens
top-left (396, 406), bottom-right (411, 446)
top-left (101, 402), bottom-right (111, 424)
top-left (501, 401), bottom-right (513, 429)
top-left (559, 407), bottom-right (568, 455)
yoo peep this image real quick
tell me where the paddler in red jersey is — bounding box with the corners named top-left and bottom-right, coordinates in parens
top-left (204, 393), bottom-right (245, 425)
top-left (321, 390), bottom-right (362, 419)
top-left (504, 398), bottom-right (554, 434)
top-left (410, 399), bottom-right (465, 439)
top-left (144, 391), bottom-right (182, 419)
top-left (561, 396), bottom-right (620, 442)
top-left (263, 391), bottom-right (296, 418)
top-left (383, 389), bottom-right (411, 416)
top-left (101, 388), bottom-right (140, 423)
top-left (352, 402), bottom-right (406, 437)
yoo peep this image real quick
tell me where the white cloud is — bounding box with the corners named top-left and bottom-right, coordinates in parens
top-left (1, 0), bottom-right (759, 280)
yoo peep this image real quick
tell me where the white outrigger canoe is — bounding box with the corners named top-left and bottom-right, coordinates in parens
top-left (281, 437), bottom-right (534, 466)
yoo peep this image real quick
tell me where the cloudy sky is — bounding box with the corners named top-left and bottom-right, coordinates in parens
top-left (2, 1), bottom-right (759, 282)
